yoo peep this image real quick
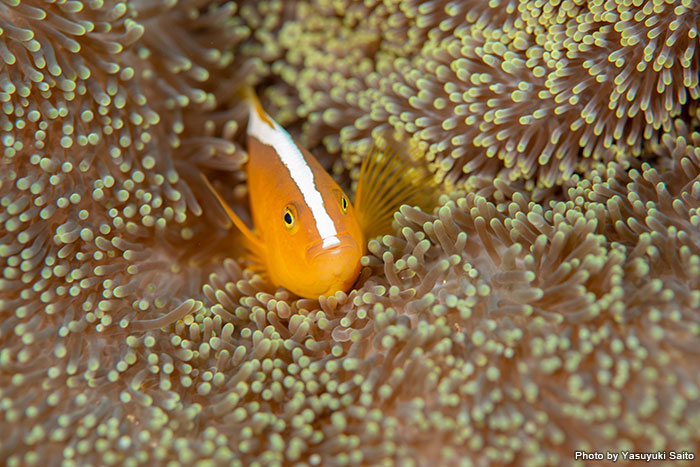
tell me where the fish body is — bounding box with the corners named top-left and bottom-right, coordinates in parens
top-left (205, 90), bottom-right (435, 299)
top-left (245, 100), bottom-right (364, 297)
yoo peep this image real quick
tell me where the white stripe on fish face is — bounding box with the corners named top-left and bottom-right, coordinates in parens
top-left (248, 104), bottom-right (340, 246)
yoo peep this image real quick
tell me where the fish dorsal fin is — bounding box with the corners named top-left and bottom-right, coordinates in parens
top-left (200, 173), bottom-right (265, 254)
top-left (237, 86), bottom-right (274, 129)
top-left (354, 132), bottom-right (438, 240)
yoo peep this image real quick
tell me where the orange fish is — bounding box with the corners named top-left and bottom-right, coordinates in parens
top-left (204, 91), bottom-right (436, 299)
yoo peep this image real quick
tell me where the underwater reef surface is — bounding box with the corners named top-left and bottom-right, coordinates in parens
top-left (1, 0), bottom-right (700, 465)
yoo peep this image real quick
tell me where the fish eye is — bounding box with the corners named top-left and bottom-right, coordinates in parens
top-left (283, 205), bottom-right (296, 229)
top-left (340, 194), bottom-right (348, 214)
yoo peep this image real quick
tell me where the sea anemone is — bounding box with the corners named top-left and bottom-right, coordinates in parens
top-left (2, 0), bottom-right (700, 465)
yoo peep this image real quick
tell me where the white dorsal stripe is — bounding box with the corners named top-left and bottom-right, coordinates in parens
top-left (248, 104), bottom-right (339, 243)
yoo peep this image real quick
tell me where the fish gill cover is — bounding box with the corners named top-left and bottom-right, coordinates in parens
top-left (1, 0), bottom-right (699, 465)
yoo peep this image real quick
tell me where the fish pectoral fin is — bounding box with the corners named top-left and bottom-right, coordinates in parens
top-left (200, 172), bottom-right (265, 254)
top-left (354, 130), bottom-right (439, 240)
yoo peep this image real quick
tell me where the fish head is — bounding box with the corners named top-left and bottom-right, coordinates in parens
top-left (266, 183), bottom-right (365, 299)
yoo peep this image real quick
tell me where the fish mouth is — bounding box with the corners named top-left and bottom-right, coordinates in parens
top-left (305, 234), bottom-right (359, 263)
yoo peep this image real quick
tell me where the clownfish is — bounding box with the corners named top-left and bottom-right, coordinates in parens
top-left (203, 90), bottom-right (436, 299)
